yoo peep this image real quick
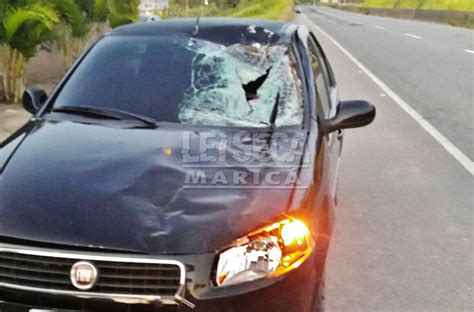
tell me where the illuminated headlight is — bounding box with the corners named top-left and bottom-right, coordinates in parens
top-left (215, 217), bottom-right (314, 287)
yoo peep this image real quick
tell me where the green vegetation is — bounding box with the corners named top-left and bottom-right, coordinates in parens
top-left (0, 1), bottom-right (59, 102)
top-left (229, 0), bottom-right (294, 20)
top-left (169, 0), bottom-right (294, 21)
top-left (108, 0), bottom-right (141, 28)
top-left (360, 0), bottom-right (474, 11)
top-left (0, 0), bottom-right (139, 103)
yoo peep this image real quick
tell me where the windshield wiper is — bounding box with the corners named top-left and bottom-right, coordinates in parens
top-left (269, 92), bottom-right (280, 129)
top-left (52, 106), bottom-right (159, 128)
top-left (95, 106), bottom-right (160, 128)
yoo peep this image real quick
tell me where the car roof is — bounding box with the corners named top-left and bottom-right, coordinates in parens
top-left (110, 18), bottom-right (297, 46)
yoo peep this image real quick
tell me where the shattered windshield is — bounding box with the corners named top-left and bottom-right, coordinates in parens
top-left (53, 32), bottom-right (303, 128)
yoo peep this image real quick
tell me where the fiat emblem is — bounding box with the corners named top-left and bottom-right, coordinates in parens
top-left (70, 261), bottom-right (98, 290)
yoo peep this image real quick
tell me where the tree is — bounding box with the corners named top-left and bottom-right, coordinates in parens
top-left (0, 0), bottom-right (139, 103)
top-left (47, 0), bottom-right (139, 69)
top-left (50, 0), bottom-right (92, 68)
top-left (0, 2), bottom-right (59, 103)
top-left (108, 0), bottom-right (140, 28)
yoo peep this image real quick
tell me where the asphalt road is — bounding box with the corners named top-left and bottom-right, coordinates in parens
top-left (302, 5), bottom-right (473, 162)
top-left (295, 6), bottom-right (473, 312)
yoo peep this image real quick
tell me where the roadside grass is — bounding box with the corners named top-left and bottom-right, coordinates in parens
top-left (168, 0), bottom-right (294, 21)
top-left (360, 0), bottom-right (474, 11)
top-left (169, 3), bottom-right (222, 18)
top-left (230, 0), bottom-right (294, 20)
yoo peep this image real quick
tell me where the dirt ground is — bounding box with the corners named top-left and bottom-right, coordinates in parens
top-left (0, 83), bottom-right (56, 142)
top-left (0, 103), bottom-right (31, 142)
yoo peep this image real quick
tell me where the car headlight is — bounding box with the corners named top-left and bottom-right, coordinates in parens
top-left (215, 217), bottom-right (314, 287)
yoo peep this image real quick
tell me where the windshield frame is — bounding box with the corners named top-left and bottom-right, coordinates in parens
top-left (38, 32), bottom-right (309, 131)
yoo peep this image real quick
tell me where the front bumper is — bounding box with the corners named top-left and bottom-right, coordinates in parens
top-left (0, 245), bottom-right (323, 312)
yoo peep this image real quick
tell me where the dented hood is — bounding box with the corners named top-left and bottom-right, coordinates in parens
top-left (0, 120), bottom-right (307, 254)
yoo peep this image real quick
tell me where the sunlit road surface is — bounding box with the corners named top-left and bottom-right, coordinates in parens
top-left (304, 5), bottom-right (474, 162)
top-left (296, 6), bottom-right (473, 312)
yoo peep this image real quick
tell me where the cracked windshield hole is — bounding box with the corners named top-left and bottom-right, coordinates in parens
top-left (178, 33), bottom-right (303, 127)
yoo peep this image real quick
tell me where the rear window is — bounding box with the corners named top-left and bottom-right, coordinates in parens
top-left (53, 34), bottom-right (303, 127)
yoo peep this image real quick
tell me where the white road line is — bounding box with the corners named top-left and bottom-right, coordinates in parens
top-left (375, 26), bottom-right (385, 30)
top-left (404, 33), bottom-right (422, 39)
top-left (465, 49), bottom-right (474, 54)
top-left (301, 13), bottom-right (474, 174)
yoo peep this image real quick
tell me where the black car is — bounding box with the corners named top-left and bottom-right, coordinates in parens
top-left (0, 18), bottom-right (375, 311)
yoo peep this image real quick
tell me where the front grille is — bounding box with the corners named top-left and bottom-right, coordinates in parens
top-left (0, 248), bottom-right (184, 302)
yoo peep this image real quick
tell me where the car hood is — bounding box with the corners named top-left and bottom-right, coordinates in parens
top-left (0, 119), bottom-right (307, 254)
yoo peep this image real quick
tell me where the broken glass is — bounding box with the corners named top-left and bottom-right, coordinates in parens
top-left (178, 36), bottom-right (303, 128)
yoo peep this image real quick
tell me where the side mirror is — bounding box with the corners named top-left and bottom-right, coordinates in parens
top-left (323, 100), bottom-right (376, 134)
top-left (22, 88), bottom-right (47, 115)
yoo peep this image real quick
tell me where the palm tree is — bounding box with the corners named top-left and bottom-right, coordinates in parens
top-left (0, 0), bottom-right (140, 103)
top-left (49, 0), bottom-right (89, 68)
top-left (52, 0), bottom-right (139, 68)
top-left (0, 2), bottom-right (59, 103)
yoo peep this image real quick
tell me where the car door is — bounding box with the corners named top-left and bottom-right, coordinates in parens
top-left (307, 33), bottom-right (343, 202)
